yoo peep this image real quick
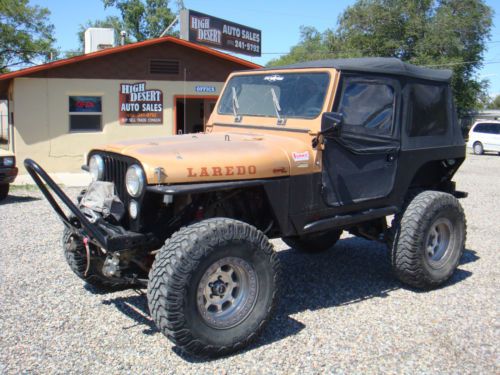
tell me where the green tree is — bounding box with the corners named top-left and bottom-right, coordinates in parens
top-left (268, 0), bottom-right (493, 116)
top-left (486, 94), bottom-right (500, 109)
top-left (0, 0), bottom-right (56, 72)
top-left (102, 0), bottom-right (177, 41)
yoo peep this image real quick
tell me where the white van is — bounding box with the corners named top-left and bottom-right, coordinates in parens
top-left (467, 121), bottom-right (500, 155)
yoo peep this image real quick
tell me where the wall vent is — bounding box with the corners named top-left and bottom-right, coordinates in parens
top-left (150, 59), bottom-right (180, 75)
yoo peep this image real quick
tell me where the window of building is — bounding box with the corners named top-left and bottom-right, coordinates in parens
top-left (407, 83), bottom-right (449, 137)
top-left (337, 79), bottom-right (395, 135)
top-left (69, 96), bottom-right (102, 132)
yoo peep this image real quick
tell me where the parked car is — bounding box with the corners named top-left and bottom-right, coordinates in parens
top-left (467, 121), bottom-right (500, 155)
top-left (26, 57), bottom-right (468, 358)
top-left (0, 149), bottom-right (18, 200)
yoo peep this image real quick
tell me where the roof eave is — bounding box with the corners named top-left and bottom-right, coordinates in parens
top-left (0, 36), bottom-right (261, 81)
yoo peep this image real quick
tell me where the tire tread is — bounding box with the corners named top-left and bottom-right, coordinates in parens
top-left (147, 218), bottom-right (280, 357)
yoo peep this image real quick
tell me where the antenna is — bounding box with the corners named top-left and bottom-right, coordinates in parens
top-left (159, 16), bottom-right (179, 37)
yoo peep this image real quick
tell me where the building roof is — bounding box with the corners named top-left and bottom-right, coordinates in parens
top-left (265, 57), bottom-right (452, 82)
top-left (0, 36), bottom-right (261, 81)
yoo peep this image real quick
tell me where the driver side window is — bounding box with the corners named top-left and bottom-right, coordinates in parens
top-left (337, 78), bottom-right (395, 135)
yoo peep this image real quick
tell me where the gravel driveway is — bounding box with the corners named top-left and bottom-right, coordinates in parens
top-left (1, 154), bottom-right (498, 374)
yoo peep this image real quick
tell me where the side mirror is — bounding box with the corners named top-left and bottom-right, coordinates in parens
top-left (321, 112), bottom-right (343, 138)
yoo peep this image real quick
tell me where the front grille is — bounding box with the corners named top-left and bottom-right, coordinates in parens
top-left (101, 154), bottom-right (132, 206)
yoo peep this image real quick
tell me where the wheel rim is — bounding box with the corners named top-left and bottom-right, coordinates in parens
top-left (196, 257), bottom-right (258, 329)
top-left (474, 143), bottom-right (482, 154)
top-left (425, 217), bottom-right (453, 268)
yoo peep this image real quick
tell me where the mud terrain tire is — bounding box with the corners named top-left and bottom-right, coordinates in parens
top-left (283, 229), bottom-right (342, 253)
top-left (147, 218), bottom-right (280, 357)
top-left (62, 227), bottom-right (129, 289)
top-left (391, 191), bottom-right (466, 288)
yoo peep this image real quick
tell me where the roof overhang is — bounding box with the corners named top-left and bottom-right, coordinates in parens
top-left (0, 36), bottom-right (261, 82)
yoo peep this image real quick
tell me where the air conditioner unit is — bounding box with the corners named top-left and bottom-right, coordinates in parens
top-left (84, 28), bottom-right (116, 54)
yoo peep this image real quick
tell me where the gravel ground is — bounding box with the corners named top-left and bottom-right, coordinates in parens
top-left (1, 154), bottom-right (499, 374)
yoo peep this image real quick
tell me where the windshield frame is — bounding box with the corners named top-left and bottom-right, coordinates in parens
top-left (217, 71), bottom-right (332, 120)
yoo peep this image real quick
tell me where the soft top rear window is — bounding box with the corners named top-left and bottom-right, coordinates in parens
top-left (218, 72), bottom-right (330, 119)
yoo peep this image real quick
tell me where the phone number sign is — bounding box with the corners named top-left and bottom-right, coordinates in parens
top-left (180, 9), bottom-right (261, 57)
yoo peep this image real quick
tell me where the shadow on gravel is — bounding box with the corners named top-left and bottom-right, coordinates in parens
top-left (0, 194), bottom-right (40, 205)
top-left (101, 293), bottom-right (158, 335)
top-left (94, 237), bottom-right (478, 362)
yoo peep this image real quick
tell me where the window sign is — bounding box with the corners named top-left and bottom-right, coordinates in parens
top-left (119, 82), bottom-right (163, 124)
top-left (195, 85), bottom-right (216, 93)
top-left (69, 96), bottom-right (102, 113)
top-left (69, 96), bottom-right (102, 132)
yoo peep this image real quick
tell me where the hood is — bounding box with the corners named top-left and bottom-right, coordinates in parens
top-left (94, 132), bottom-right (317, 184)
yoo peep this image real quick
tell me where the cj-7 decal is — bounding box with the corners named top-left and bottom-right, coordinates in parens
top-left (187, 166), bottom-right (257, 177)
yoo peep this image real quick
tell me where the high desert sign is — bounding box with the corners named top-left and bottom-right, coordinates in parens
top-left (119, 82), bottom-right (163, 125)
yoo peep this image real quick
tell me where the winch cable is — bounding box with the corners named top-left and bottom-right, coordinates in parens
top-left (83, 237), bottom-right (91, 277)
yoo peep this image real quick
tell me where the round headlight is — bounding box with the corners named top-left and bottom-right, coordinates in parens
top-left (88, 155), bottom-right (104, 181)
top-left (126, 164), bottom-right (145, 197)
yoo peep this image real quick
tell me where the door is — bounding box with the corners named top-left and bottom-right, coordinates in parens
top-left (322, 75), bottom-right (400, 207)
top-left (203, 100), bottom-right (217, 126)
top-left (493, 124), bottom-right (500, 151)
top-left (482, 123), bottom-right (500, 151)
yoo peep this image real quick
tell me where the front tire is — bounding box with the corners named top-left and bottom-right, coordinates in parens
top-left (0, 184), bottom-right (9, 201)
top-left (147, 218), bottom-right (280, 357)
top-left (473, 141), bottom-right (484, 155)
top-left (391, 191), bottom-right (466, 288)
top-left (282, 229), bottom-right (342, 253)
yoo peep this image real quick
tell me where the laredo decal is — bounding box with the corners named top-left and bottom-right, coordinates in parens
top-left (187, 166), bottom-right (257, 177)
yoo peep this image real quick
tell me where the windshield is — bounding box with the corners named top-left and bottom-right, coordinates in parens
top-left (218, 72), bottom-right (330, 119)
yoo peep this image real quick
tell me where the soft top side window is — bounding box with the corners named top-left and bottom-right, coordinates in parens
top-left (407, 83), bottom-right (449, 137)
top-left (336, 77), bottom-right (395, 135)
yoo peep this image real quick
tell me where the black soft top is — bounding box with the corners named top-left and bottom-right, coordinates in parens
top-left (262, 57), bottom-right (452, 83)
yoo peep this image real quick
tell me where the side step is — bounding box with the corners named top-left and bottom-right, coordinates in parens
top-left (303, 206), bottom-right (398, 234)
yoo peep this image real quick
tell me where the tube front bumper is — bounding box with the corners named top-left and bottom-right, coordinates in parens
top-left (24, 158), bottom-right (158, 252)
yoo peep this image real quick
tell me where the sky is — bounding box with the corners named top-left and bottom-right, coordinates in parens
top-left (31, 0), bottom-right (500, 96)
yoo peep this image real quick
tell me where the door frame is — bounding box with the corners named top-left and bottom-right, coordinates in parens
top-left (172, 95), bottom-right (219, 135)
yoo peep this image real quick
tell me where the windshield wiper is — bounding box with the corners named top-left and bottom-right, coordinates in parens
top-left (231, 87), bottom-right (241, 122)
top-left (270, 88), bottom-right (286, 125)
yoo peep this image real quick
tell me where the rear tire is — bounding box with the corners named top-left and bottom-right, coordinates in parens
top-left (391, 191), bottom-right (466, 288)
top-left (147, 218), bottom-right (280, 357)
top-left (473, 141), bottom-right (484, 155)
top-left (0, 184), bottom-right (9, 201)
top-left (282, 229), bottom-right (342, 253)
